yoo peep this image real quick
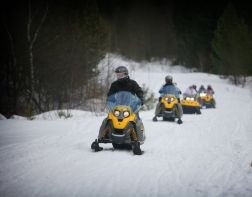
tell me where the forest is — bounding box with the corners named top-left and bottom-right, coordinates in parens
top-left (1, 0), bottom-right (252, 117)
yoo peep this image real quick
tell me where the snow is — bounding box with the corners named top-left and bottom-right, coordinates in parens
top-left (1, 56), bottom-right (252, 197)
top-left (0, 114), bottom-right (6, 120)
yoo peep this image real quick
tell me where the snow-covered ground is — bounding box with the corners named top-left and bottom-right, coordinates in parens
top-left (1, 57), bottom-right (252, 197)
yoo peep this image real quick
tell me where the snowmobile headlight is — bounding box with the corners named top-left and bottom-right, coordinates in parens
top-left (169, 98), bottom-right (174, 102)
top-left (165, 97), bottom-right (174, 102)
top-left (123, 111), bottom-right (130, 118)
top-left (186, 97), bottom-right (194, 101)
top-left (114, 110), bottom-right (120, 117)
top-left (200, 93), bottom-right (206, 97)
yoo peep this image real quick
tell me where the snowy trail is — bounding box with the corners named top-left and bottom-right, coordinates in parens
top-left (1, 72), bottom-right (252, 197)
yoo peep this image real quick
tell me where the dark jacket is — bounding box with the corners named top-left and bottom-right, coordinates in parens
top-left (107, 76), bottom-right (144, 104)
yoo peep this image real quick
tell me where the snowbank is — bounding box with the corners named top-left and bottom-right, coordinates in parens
top-left (33, 109), bottom-right (105, 120)
top-left (0, 114), bottom-right (7, 120)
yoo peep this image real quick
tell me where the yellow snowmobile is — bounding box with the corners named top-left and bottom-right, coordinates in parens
top-left (91, 91), bottom-right (145, 155)
top-left (199, 92), bottom-right (216, 108)
top-left (157, 94), bottom-right (182, 123)
top-left (181, 95), bottom-right (201, 114)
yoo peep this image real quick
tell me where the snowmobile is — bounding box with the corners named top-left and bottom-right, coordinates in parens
top-left (156, 94), bottom-right (182, 123)
top-left (91, 91), bottom-right (145, 155)
top-left (181, 95), bottom-right (201, 114)
top-left (198, 92), bottom-right (216, 108)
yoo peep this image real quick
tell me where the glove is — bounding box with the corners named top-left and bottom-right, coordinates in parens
top-left (141, 104), bottom-right (147, 111)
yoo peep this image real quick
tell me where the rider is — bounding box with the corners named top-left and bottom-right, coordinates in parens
top-left (107, 66), bottom-right (144, 104)
top-left (99, 66), bottom-right (144, 139)
top-left (152, 75), bottom-right (183, 124)
top-left (198, 85), bottom-right (206, 93)
top-left (206, 85), bottom-right (215, 95)
top-left (93, 66), bottom-right (144, 154)
top-left (183, 84), bottom-right (197, 97)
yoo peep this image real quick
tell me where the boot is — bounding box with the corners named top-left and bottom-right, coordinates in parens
top-left (132, 141), bottom-right (142, 155)
top-left (91, 139), bottom-right (103, 152)
top-left (177, 118), bottom-right (183, 124)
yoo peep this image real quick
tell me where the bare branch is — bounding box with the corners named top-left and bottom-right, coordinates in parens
top-left (2, 17), bottom-right (16, 67)
top-left (27, 0), bottom-right (31, 43)
top-left (31, 3), bottom-right (49, 47)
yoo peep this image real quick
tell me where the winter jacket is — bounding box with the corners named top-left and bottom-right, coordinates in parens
top-left (184, 87), bottom-right (197, 96)
top-left (107, 76), bottom-right (144, 104)
top-left (159, 83), bottom-right (181, 99)
top-left (206, 88), bottom-right (214, 95)
top-left (198, 86), bottom-right (206, 93)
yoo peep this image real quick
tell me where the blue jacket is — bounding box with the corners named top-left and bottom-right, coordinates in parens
top-left (159, 83), bottom-right (181, 98)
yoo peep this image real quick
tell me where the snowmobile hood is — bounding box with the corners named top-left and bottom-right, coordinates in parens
top-left (108, 106), bottom-right (136, 129)
top-left (181, 97), bottom-right (201, 107)
top-left (161, 94), bottom-right (178, 109)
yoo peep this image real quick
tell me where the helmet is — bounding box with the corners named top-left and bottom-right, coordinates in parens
top-left (165, 75), bottom-right (173, 83)
top-left (115, 66), bottom-right (128, 75)
top-left (207, 85), bottom-right (212, 89)
top-left (192, 84), bottom-right (197, 90)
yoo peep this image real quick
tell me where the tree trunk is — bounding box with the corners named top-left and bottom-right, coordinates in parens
top-left (3, 18), bottom-right (18, 116)
top-left (27, 0), bottom-right (48, 115)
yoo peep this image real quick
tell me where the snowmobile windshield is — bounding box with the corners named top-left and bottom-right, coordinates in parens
top-left (160, 85), bottom-right (180, 98)
top-left (107, 91), bottom-right (141, 113)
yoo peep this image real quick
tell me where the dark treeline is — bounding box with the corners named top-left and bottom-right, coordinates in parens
top-left (1, 0), bottom-right (109, 117)
top-left (1, 0), bottom-right (252, 117)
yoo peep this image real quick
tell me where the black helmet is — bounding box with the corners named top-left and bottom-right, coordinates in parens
top-left (115, 66), bottom-right (128, 75)
top-left (165, 75), bottom-right (173, 83)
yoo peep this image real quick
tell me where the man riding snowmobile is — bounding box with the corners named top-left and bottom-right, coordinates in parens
top-left (181, 84), bottom-right (201, 114)
top-left (152, 75), bottom-right (183, 124)
top-left (199, 85), bottom-right (216, 108)
top-left (183, 85), bottom-right (198, 98)
top-left (91, 66), bottom-right (145, 155)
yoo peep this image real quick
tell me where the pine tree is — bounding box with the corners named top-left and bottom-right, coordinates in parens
top-left (211, 2), bottom-right (252, 85)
